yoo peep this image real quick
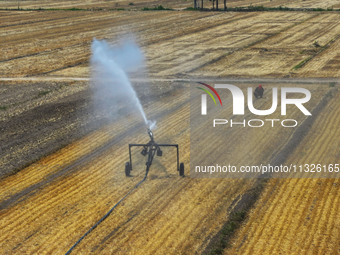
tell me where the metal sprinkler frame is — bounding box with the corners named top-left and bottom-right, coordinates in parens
top-left (125, 129), bottom-right (184, 177)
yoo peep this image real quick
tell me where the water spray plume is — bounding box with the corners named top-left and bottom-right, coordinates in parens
top-left (90, 38), bottom-right (156, 130)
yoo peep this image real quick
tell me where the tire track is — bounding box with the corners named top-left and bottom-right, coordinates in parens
top-left (224, 88), bottom-right (339, 255)
top-left (0, 93), bottom-right (190, 211)
top-left (204, 86), bottom-right (337, 254)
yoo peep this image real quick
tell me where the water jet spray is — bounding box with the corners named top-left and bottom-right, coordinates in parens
top-left (90, 38), bottom-right (156, 131)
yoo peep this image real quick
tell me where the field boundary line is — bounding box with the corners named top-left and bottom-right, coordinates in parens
top-left (1, 76), bottom-right (340, 83)
top-left (2, 7), bottom-right (340, 12)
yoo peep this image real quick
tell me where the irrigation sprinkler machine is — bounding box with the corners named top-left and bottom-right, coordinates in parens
top-left (125, 128), bottom-right (184, 177)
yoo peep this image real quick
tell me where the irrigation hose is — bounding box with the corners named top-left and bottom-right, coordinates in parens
top-left (65, 169), bottom-right (149, 255)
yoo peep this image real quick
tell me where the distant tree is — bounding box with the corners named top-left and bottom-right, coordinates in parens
top-left (210, 0), bottom-right (215, 10)
top-left (201, 0), bottom-right (204, 9)
top-left (194, 0), bottom-right (197, 9)
top-left (210, 0), bottom-right (219, 10)
top-left (224, 0), bottom-right (227, 10)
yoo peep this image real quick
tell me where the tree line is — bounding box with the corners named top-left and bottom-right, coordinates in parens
top-left (194, 0), bottom-right (227, 10)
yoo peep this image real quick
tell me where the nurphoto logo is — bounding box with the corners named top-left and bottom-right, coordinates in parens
top-left (196, 83), bottom-right (312, 128)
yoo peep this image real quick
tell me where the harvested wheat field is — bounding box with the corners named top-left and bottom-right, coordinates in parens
top-left (1, 0), bottom-right (340, 10)
top-left (0, 79), bottom-right (338, 254)
top-left (0, 2), bottom-right (339, 255)
top-left (2, 10), bottom-right (340, 78)
top-left (225, 91), bottom-right (340, 255)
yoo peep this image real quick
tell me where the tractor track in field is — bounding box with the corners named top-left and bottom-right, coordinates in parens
top-left (1, 7), bottom-right (340, 255)
top-left (268, 87), bottom-right (338, 167)
top-left (225, 96), bottom-right (340, 255)
top-left (203, 86), bottom-right (338, 254)
top-left (0, 76), bottom-right (337, 254)
top-left (63, 82), bottom-right (336, 254)
top-left (0, 96), bottom-right (190, 211)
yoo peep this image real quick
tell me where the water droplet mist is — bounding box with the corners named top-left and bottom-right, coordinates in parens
top-left (90, 38), bottom-right (156, 130)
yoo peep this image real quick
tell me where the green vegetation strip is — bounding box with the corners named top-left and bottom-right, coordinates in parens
top-left (293, 38), bottom-right (337, 70)
top-left (142, 5), bottom-right (173, 11)
top-left (0, 7), bottom-right (88, 11)
top-left (203, 179), bottom-right (268, 255)
top-left (293, 56), bottom-right (314, 70)
top-left (0, 5), bottom-right (173, 11)
top-left (37, 90), bottom-right (51, 97)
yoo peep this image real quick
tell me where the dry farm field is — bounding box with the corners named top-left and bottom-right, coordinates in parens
top-left (226, 93), bottom-right (340, 255)
top-left (1, 0), bottom-right (340, 10)
top-left (2, 10), bottom-right (340, 78)
top-left (0, 81), bottom-right (337, 254)
top-left (0, 4), bottom-right (339, 255)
